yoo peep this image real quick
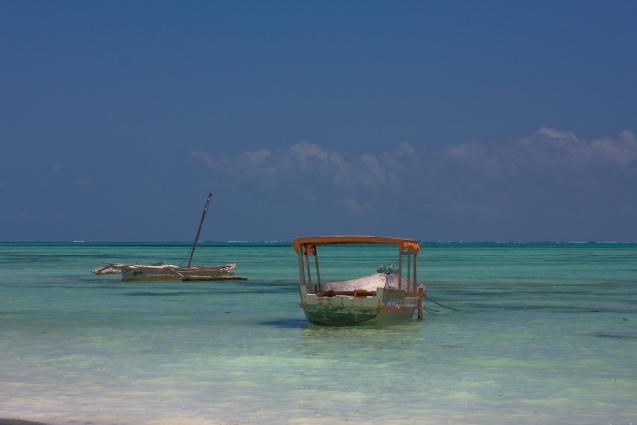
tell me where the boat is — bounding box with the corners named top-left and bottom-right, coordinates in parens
top-left (120, 262), bottom-right (245, 281)
top-left (91, 193), bottom-right (246, 282)
top-left (92, 262), bottom-right (245, 281)
top-left (293, 235), bottom-right (425, 326)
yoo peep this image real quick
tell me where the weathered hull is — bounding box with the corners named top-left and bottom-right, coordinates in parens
top-left (300, 287), bottom-right (421, 326)
top-left (303, 304), bottom-right (380, 326)
top-left (121, 265), bottom-right (241, 282)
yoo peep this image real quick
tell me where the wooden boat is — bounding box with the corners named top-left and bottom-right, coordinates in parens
top-left (93, 262), bottom-right (245, 281)
top-left (293, 236), bottom-right (424, 326)
top-left (120, 263), bottom-right (245, 281)
top-left (91, 193), bottom-right (246, 282)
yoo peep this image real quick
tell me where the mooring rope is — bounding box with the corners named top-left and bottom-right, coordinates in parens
top-left (427, 296), bottom-right (462, 312)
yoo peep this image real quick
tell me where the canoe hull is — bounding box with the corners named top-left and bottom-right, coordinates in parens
top-left (121, 264), bottom-right (241, 282)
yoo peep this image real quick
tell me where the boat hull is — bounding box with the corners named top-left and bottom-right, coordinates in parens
top-left (121, 264), bottom-right (241, 282)
top-left (300, 287), bottom-right (421, 326)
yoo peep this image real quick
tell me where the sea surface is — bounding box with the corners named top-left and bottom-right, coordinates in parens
top-left (1, 242), bottom-right (636, 425)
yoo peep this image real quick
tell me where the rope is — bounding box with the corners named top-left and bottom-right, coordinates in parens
top-left (427, 296), bottom-right (463, 312)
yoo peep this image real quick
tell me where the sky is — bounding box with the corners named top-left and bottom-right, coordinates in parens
top-left (1, 1), bottom-right (636, 241)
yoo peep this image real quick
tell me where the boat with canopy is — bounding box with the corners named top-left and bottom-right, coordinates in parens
top-left (293, 235), bottom-right (424, 326)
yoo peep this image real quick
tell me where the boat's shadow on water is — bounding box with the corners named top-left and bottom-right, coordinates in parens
top-left (259, 318), bottom-right (425, 332)
top-left (0, 419), bottom-right (49, 425)
top-left (259, 318), bottom-right (309, 328)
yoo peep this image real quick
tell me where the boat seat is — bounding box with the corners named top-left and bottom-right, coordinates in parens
top-left (318, 289), bottom-right (377, 298)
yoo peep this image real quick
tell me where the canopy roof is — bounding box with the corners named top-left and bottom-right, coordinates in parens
top-left (293, 235), bottom-right (420, 253)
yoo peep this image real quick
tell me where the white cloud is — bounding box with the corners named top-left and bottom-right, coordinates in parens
top-left (243, 149), bottom-right (272, 163)
top-left (189, 128), bottom-right (636, 225)
top-left (189, 150), bottom-right (215, 168)
top-left (359, 153), bottom-right (387, 185)
top-left (536, 127), bottom-right (579, 142)
top-left (590, 130), bottom-right (637, 166)
top-left (396, 142), bottom-right (415, 156)
top-left (518, 127), bottom-right (637, 169)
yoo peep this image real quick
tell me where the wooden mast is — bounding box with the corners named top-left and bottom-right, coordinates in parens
top-left (187, 192), bottom-right (213, 269)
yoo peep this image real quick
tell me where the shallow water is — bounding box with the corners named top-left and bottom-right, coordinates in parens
top-left (1, 242), bottom-right (636, 424)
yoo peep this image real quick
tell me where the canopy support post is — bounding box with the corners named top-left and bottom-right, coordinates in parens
top-left (407, 253), bottom-right (411, 295)
top-left (314, 249), bottom-right (321, 291)
top-left (398, 248), bottom-right (403, 289)
top-left (417, 286), bottom-right (424, 320)
top-left (304, 246), bottom-right (313, 292)
top-left (297, 251), bottom-right (305, 288)
top-left (413, 253), bottom-right (418, 296)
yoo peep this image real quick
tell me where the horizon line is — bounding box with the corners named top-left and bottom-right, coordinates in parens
top-left (1, 240), bottom-right (636, 244)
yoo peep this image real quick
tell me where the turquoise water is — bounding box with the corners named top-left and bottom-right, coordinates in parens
top-left (1, 242), bottom-right (636, 425)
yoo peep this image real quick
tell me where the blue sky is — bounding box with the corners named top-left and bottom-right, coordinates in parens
top-left (1, 1), bottom-right (636, 241)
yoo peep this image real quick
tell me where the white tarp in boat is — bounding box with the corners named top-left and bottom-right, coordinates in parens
top-left (324, 273), bottom-right (402, 292)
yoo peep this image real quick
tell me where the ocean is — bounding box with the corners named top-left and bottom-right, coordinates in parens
top-left (0, 242), bottom-right (636, 425)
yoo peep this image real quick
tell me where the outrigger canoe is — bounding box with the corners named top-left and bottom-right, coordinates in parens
top-left (121, 263), bottom-right (244, 281)
top-left (91, 193), bottom-right (246, 282)
top-left (92, 262), bottom-right (245, 281)
top-left (293, 235), bottom-right (425, 326)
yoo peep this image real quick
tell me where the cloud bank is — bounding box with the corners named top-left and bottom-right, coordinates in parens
top-left (191, 128), bottom-right (637, 241)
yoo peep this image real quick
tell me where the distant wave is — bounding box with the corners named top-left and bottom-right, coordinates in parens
top-left (226, 240), bottom-right (285, 243)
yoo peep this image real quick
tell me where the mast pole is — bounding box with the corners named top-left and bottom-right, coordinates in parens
top-left (187, 192), bottom-right (213, 269)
